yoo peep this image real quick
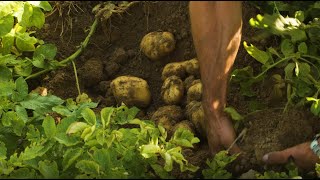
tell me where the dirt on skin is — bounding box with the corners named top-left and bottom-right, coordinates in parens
top-left (33, 1), bottom-right (320, 178)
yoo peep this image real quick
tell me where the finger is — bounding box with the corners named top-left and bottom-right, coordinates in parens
top-left (262, 150), bottom-right (291, 165)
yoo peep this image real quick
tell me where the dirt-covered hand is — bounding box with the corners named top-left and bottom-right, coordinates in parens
top-left (206, 115), bottom-right (242, 155)
top-left (262, 142), bottom-right (320, 170)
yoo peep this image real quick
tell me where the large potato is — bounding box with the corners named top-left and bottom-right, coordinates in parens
top-left (161, 76), bottom-right (184, 105)
top-left (110, 76), bottom-right (151, 108)
top-left (184, 58), bottom-right (200, 77)
top-left (140, 32), bottom-right (176, 60)
top-left (187, 80), bottom-right (202, 103)
top-left (161, 62), bottom-right (187, 80)
top-left (184, 75), bottom-right (195, 91)
top-left (151, 105), bottom-right (184, 125)
top-left (186, 101), bottom-right (206, 138)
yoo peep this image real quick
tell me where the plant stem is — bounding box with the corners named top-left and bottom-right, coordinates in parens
top-left (302, 54), bottom-right (320, 63)
top-left (72, 60), bottom-right (81, 96)
top-left (25, 18), bottom-right (99, 80)
top-left (253, 55), bottom-right (295, 80)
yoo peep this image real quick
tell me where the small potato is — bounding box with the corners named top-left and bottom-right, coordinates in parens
top-left (172, 120), bottom-right (196, 135)
top-left (184, 75), bottom-right (195, 90)
top-left (158, 116), bottom-right (173, 132)
top-left (140, 32), bottom-right (176, 60)
top-left (151, 105), bottom-right (184, 124)
top-left (187, 80), bottom-right (202, 103)
top-left (186, 101), bottom-right (206, 138)
top-left (161, 61), bottom-right (187, 80)
top-left (110, 76), bottom-right (151, 108)
top-left (161, 76), bottom-right (184, 105)
top-left (184, 58), bottom-right (200, 77)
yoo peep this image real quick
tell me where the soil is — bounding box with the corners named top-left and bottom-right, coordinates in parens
top-left (32, 1), bottom-right (320, 178)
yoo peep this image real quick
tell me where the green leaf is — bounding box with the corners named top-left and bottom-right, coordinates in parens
top-left (13, 77), bottom-right (28, 101)
top-left (17, 2), bottom-right (33, 27)
top-left (19, 144), bottom-right (44, 161)
top-left (52, 105), bottom-right (72, 117)
top-left (224, 107), bottom-right (244, 121)
top-left (62, 148), bottom-right (83, 171)
top-left (164, 152), bottom-right (173, 172)
top-left (54, 133), bottom-right (80, 146)
top-left (0, 141), bottom-right (7, 160)
top-left (1, 33), bottom-right (15, 55)
top-left (29, 7), bottom-right (45, 28)
top-left (80, 126), bottom-right (95, 141)
top-left (243, 41), bottom-right (269, 64)
top-left (9, 168), bottom-right (36, 179)
top-left (288, 29), bottom-right (307, 43)
top-left (81, 107), bottom-right (96, 125)
top-left (0, 66), bottom-right (12, 82)
top-left (28, 1), bottom-right (53, 11)
top-left (15, 105), bottom-right (28, 123)
top-left (171, 128), bottom-right (200, 148)
top-left (306, 97), bottom-right (320, 116)
top-left (0, 15), bottom-right (14, 37)
top-left (151, 164), bottom-right (174, 179)
top-left (66, 122), bottom-right (90, 135)
top-left (15, 32), bottom-right (38, 52)
top-left (20, 93), bottom-right (64, 114)
top-left (38, 160), bottom-right (59, 179)
top-left (295, 11), bottom-right (304, 22)
top-left (42, 116), bottom-right (57, 139)
top-left (284, 63), bottom-right (295, 80)
top-left (14, 61), bottom-right (33, 77)
top-left (281, 39), bottom-right (294, 57)
top-left (33, 44), bottom-right (57, 68)
top-left (140, 144), bottom-right (161, 158)
top-left (101, 107), bottom-right (114, 128)
top-left (298, 42), bottom-right (307, 54)
top-left (76, 160), bottom-right (100, 175)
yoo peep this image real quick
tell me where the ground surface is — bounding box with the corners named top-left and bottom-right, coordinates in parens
top-left (33, 1), bottom-right (320, 178)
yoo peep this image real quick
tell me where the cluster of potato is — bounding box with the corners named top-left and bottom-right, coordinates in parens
top-left (154, 58), bottom-right (207, 138)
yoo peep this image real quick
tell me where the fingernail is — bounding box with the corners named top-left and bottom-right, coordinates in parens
top-left (262, 154), bottom-right (269, 162)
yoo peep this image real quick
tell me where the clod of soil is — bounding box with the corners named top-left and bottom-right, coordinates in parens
top-left (79, 58), bottom-right (104, 87)
top-left (240, 109), bottom-right (314, 164)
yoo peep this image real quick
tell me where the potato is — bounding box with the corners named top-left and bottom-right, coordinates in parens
top-left (172, 120), bottom-right (196, 135)
top-left (161, 76), bottom-right (184, 105)
top-left (151, 105), bottom-right (184, 124)
top-left (157, 116), bottom-right (173, 132)
top-left (186, 101), bottom-right (206, 138)
top-left (161, 62), bottom-right (187, 80)
top-left (184, 75), bottom-right (195, 91)
top-left (184, 58), bottom-right (200, 77)
top-left (140, 31), bottom-right (176, 60)
top-left (110, 76), bottom-right (151, 108)
top-left (187, 80), bottom-right (202, 103)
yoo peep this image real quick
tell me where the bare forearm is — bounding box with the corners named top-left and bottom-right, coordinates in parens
top-left (189, 1), bottom-right (242, 122)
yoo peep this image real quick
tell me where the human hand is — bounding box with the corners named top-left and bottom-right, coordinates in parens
top-left (262, 142), bottom-right (320, 170)
top-left (206, 115), bottom-right (242, 155)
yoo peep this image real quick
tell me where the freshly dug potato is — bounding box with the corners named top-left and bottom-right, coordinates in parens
top-left (184, 75), bottom-right (195, 91)
top-left (161, 76), bottom-right (184, 105)
top-left (187, 81), bottom-right (202, 103)
top-left (161, 61), bottom-right (187, 80)
top-left (184, 58), bottom-right (200, 77)
top-left (110, 76), bottom-right (151, 108)
top-left (157, 116), bottom-right (173, 132)
top-left (186, 101), bottom-right (206, 137)
top-left (172, 120), bottom-right (196, 135)
top-left (151, 105), bottom-right (184, 124)
top-left (140, 31), bottom-right (176, 60)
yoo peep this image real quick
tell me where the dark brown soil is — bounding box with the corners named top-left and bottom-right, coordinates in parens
top-left (33, 1), bottom-right (320, 178)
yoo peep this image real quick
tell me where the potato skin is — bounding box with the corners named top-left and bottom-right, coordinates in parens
top-left (186, 101), bottom-right (206, 138)
top-left (161, 62), bottom-right (186, 80)
top-left (172, 120), bottom-right (196, 135)
top-left (140, 32), bottom-right (176, 60)
top-left (161, 76), bottom-right (184, 105)
top-left (110, 76), bottom-right (151, 108)
top-left (187, 80), bottom-right (202, 103)
top-left (184, 58), bottom-right (200, 77)
top-left (151, 105), bottom-right (184, 125)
